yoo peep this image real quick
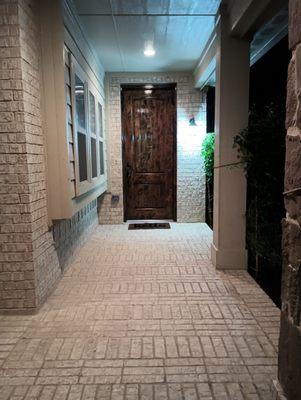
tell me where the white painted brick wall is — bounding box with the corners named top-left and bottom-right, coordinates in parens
top-left (99, 72), bottom-right (206, 224)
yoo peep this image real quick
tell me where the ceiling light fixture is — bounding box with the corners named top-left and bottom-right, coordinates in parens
top-left (144, 40), bottom-right (156, 57)
top-left (144, 48), bottom-right (155, 57)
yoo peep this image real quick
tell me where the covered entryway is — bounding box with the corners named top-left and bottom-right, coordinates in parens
top-left (121, 85), bottom-right (177, 221)
top-left (1, 0), bottom-right (299, 398)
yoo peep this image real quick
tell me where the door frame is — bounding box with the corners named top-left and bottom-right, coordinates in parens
top-left (121, 83), bottom-right (177, 222)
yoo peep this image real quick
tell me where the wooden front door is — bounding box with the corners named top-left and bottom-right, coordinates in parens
top-left (122, 85), bottom-right (176, 221)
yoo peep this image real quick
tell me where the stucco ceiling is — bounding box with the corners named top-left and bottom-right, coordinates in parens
top-left (73, 0), bottom-right (221, 72)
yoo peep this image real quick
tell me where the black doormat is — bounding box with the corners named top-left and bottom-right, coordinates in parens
top-left (128, 222), bottom-right (171, 230)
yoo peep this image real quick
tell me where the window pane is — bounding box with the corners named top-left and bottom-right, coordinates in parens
top-left (98, 102), bottom-right (103, 138)
top-left (75, 74), bottom-right (85, 130)
top-left (78, 132), bottom-right (87, 181)
top-left (99, 141), bottom-right (104, 175)
top-left (91, 138), bottom-right (97, 178)
top-left (89, 91), bottom-right (96, 134)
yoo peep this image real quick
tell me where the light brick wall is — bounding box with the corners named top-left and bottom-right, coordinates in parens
top-left (0, 0), bottom-right (99, 313)
top-left (0, 0), bottom-right (59, 312)
top-left (99, 72), bottom-right (206, 224)
top-left (19, 0), bottom-right (62, 309)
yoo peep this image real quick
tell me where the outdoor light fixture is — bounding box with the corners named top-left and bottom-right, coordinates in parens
top-left (189, 115), bottom-right (197, 126)
top-left (144, 40), bottom-right (155, 57)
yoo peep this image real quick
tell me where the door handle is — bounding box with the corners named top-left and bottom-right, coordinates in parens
top-left (126, 164), bottom-right (133, 182)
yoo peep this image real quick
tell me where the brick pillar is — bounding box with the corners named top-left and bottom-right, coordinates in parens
top-left (0, 0), bottom-right (60, 312)
top-left (277, 1), bottom-right (301, 399)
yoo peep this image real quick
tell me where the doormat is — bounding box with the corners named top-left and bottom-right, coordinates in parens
top-left (128, 223), bottom-right (171, 230)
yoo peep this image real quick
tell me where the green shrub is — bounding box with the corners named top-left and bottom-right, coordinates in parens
top-left (201, 132), bottom-right (215, 181)
top-left (201, 132), bottom-right (215, 228)
top-left (233, 105), bottom-right (285, 267)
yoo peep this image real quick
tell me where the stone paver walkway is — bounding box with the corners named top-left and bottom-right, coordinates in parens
top-left (0, 223), bottom-right (280, 399)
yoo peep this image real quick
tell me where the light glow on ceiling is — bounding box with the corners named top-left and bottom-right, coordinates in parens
top-left (144, 48), bottom-right (156, 57)
top-left (144, 40), bottom-right (156, 57)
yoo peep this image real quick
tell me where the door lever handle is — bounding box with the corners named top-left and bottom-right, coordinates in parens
top-left (126, 164), bottom-right (133, 182)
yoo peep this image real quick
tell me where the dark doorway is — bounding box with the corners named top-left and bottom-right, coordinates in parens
top-left (121, 85), bottom-right (177, 221)
top-left (206, 86), bottom-right (215, 134)
top-left (205, 86), bottom-right (215, 229)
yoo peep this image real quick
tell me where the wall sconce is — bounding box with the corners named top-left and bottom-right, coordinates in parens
top-left (189, 115), bottom-right (197, 126)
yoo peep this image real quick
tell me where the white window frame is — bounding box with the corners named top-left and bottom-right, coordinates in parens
top-left (70, 54), bottom-right (107, 197)
top-left (88, 88), bottom-right (98, 182)
top-left (70, 55), bottom-right (91, 196)
top-left (96, 95), bottom-right (107, 182)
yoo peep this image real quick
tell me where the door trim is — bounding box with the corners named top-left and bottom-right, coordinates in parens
top-left (121, 83), bottom-right (177, 222)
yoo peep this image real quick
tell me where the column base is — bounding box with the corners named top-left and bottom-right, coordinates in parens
top-left (211, 243), bottom-right (247, 270)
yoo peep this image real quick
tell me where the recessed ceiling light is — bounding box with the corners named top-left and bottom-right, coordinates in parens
top-left (144, 40), bottom-right (155, 57)
top-left (144, 48), bottom-right (155, 57)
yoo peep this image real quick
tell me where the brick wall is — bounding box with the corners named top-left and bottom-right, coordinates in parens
top-left (277, 1), bottom-right (301, 399)
top-left (53, 200), bottom-right (98, 270)
top-left (0, 0), bottom-right (98, 313)
top-left (99, 72), bottom-right (206, 224)
top-left (0, 0), bottom-right (58, 312)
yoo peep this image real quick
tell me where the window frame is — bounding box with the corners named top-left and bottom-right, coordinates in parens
top-left (96, 96), bottom-right (106, 180)
top-left (70, 56), bottom-right (91, 196)
top-left (70, 54), bottom-right (107, 197)
top-left (88, 88), bottom-right (98, 181)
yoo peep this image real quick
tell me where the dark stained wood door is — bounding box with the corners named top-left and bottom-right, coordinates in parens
top-left (122, 85), bottom-right (176, 220)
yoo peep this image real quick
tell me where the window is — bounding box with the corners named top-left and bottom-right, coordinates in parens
top-left (71, 58), bottom-right (90, 195)
top-left (74, 74), bottom-right (88, 184)
top-left (91, 138), bottom-right (97, 178)
top-left (98, 102), bottom-right (103, 138)
top-left (75, 75), bottom-right (86, 130)
top-left (78, 132), bottom-right (87, 181)
top-left (89, 91), bottom-right (96, 134)
top-left (89, 91), bottom-right (98, 179)
top-left (70, 55), bottom-right (106, 197)
top-left (99, 141), bottom-right (104, 175)
top-left (97, 102), bottom-right (105, 176)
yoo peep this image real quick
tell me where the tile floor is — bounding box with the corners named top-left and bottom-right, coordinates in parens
top-left (0, 223), bottom-right (280, 399)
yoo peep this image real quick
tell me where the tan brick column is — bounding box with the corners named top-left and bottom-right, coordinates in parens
top-left (0, 0), bottom-right (60, 312)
